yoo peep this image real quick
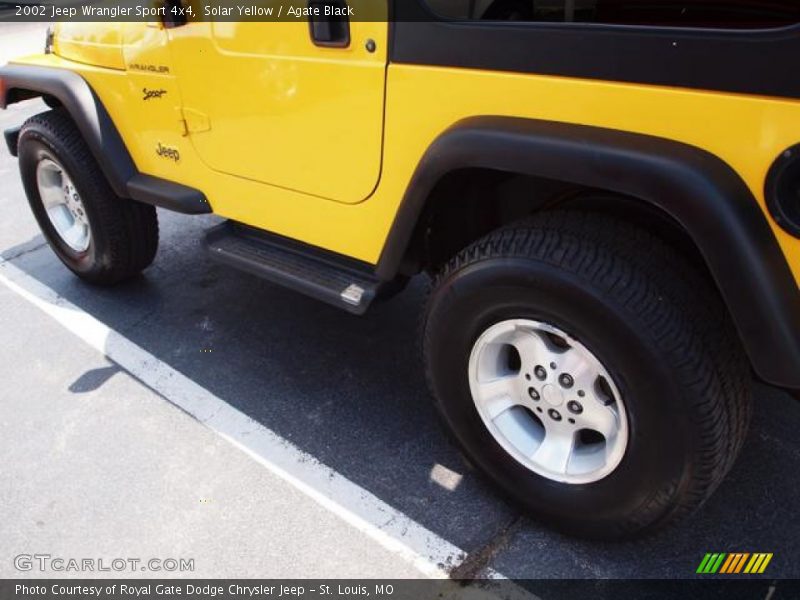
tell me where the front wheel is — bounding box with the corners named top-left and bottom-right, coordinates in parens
top-left (422, 211), bottom-right (751, 539)
top-left (17, 109), bottom-right (159, 285)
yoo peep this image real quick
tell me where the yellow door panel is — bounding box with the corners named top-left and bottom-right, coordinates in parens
top-left (166, 1), bottom-right (388, 204)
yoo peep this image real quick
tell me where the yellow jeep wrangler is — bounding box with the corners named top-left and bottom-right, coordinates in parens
top-left (2, 0), bottom-right (800, 539)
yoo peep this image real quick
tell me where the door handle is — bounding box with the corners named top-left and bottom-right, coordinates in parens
top-left (308, 0), bottom-right (351, 48)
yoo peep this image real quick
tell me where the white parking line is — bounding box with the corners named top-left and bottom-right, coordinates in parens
top-left (0, 257), bottom-right (475, 579)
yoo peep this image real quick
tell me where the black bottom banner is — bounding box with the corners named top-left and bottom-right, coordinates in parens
top-left (1, 579), bottom-right (799, 600)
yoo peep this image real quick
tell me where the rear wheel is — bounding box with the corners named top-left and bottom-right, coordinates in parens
top-left (17, 109), bottom-right (158, 285)
top-left (422, 210), bottom-right (751, 539)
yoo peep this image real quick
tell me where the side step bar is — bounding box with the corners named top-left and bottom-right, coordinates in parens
top-left (204, 222), bottom-right (383, 315)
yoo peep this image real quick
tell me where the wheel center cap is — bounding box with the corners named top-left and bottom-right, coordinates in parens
top-left (542, 384), bottom-right (564, 407)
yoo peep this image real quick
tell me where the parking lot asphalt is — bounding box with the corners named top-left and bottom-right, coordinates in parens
top-left (1, 24), bottom-right (799, 583)
top-left (0, 278), bottom-right (431, 579)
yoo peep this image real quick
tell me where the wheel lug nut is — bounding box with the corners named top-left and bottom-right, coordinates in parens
top-left (559, 374), bottom-right (574, 388)
top-left (528, 387), bottom-right (540, 401)
top-left (567, 400), bottom-right (583, 414)
top-left (548, 409), bottom-right (562, 421)
top-left (534, 366), bottom-right (547, 380)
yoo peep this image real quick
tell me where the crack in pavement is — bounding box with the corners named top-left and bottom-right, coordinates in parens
top-left (1, 240), bottom-right (48, 261)
top-left (451, 514), bottom-right (523, 580)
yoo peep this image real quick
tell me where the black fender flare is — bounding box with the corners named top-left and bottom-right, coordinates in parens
top-left (377, 117), bottom-right (800, 389)
top-left (0, 64), bottom-right (210, 214)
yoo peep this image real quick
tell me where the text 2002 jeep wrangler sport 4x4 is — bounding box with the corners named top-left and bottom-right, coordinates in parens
top-left (2, 0), bottom-right (800, 540)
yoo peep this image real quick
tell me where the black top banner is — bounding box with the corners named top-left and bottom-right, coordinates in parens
top-left (2, 1), bottom-right (393, 22)
top-left (3, 0), bottom-right (800, 24)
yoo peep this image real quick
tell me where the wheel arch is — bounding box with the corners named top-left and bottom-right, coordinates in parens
top-left (0, 64), bottom-right (210, 214)
top-left (0, 64), bottom-right (135, 197)
top-left (377, 116), bottom-right (800, 389)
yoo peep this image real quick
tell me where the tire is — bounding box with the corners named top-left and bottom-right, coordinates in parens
top-left (422, 210), bottom-right (751, 539)
top-left (17, 109), bottom-right (158, 285)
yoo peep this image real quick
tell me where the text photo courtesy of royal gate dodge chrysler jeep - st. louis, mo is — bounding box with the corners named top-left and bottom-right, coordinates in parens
top-left (0, 1), bottom-right (799, 599)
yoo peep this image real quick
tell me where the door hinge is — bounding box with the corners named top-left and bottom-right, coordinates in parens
top-left (178, 107), bottom-right (210, 136)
